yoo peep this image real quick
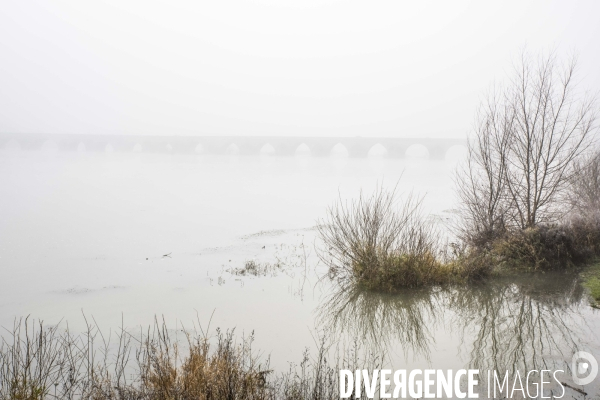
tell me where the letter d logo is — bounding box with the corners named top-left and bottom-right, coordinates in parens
top-left (571, 351), bottom-right (598, 386)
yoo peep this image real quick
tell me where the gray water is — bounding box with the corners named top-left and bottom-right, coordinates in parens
top-left (1, 149), bottom-right (599, 398)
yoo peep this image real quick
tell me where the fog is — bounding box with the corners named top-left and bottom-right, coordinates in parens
top-left (2, 0), bottom-right (600, 137)
top-left (2, 3), bottom-right (600, 397)
top-left (0, 152), bottom-right (455, 367)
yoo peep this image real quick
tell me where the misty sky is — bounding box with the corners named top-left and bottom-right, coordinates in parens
top-left (1, 0), bottom-right (599, 138)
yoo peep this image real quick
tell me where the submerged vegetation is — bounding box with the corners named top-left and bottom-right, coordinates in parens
top-left (316, 187), bottom-right (483, 291)
top-left (228, 260), bottom-right (286, 277)
top-left (318, 50), bottom-right (600, 293)
top-left (317, 187), bottom-right (449, 291)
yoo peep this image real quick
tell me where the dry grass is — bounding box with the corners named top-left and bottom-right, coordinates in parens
top-left (0, 317), bottom-right (377, 400)
top-left (317, 186), bottom-right (453, 291)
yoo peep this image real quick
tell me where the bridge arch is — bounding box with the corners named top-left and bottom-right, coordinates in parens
top-left (330, 143), bottom-right (349, 157)
top-left (226, 143), bottom-right (240, 155)
top-left (259, 143), bottom-right (276, 156)
top-left (295, 143), bottom-right (311, 156)
top-left (405, 144), bottom-right (429, 159)
top-left (367, 143), bottom-right (388, 157)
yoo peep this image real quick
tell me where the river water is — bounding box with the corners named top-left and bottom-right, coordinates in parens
top-left (1, 149), bottom-right (599, 398)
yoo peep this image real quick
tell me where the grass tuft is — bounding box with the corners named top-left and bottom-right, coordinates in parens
top-left (317, 186), bottom-right (483, 291)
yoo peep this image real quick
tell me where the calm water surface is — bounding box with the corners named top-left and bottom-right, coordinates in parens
top-left (1, 149), bottom-right (599, 398)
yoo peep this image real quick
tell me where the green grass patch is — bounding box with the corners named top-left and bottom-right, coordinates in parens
top-left (582, 261), bottom-right (600, 307)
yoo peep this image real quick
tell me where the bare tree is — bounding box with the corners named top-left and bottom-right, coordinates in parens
top-left (458, 50), bottom-right (598, 241)
top-left (456, 88), bottom-right (513, 245)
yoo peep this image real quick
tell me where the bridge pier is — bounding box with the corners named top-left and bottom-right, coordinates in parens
top-left (428, 145), bottom-right (447, 160)
top-left (58, 139), bottom-right (84, 152)
top-left (239, 142), bottom-right (263, 155)
top-left (387, 145), bottom-right (407, 158)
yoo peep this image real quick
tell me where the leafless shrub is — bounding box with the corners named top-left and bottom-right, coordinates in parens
top-left (568, 150), bottom-right (600, 216)
top-left (0, 316), bottom-right (129, 400)
top-left (0, 318), bottom-right (62, 399)
top-left (486, 216), bottom-right (600, 271)
top-left (492, 225), bottom-right (579, 270)
top-left (317, 186), bottom-right (451, 291)
top-left (563, 213), bottom-right (600, 258)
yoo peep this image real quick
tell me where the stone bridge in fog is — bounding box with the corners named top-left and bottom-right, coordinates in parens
top-left (0, 133), bottom-right (467, 160)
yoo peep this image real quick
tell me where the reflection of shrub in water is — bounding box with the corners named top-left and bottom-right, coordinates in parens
top-left (316, 286), bottom-right (442, 360)
top-left (317, 271), bottom-right (591, 389)
top-left (450, 271), bottom-right (588, 376)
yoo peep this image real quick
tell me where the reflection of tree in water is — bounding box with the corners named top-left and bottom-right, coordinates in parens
top-left (316, 286), bottom-right (442, 360)
top-left (317, 271), bottom-right (591, 379)
top-left (451, 271), bottom-right (589, 376)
